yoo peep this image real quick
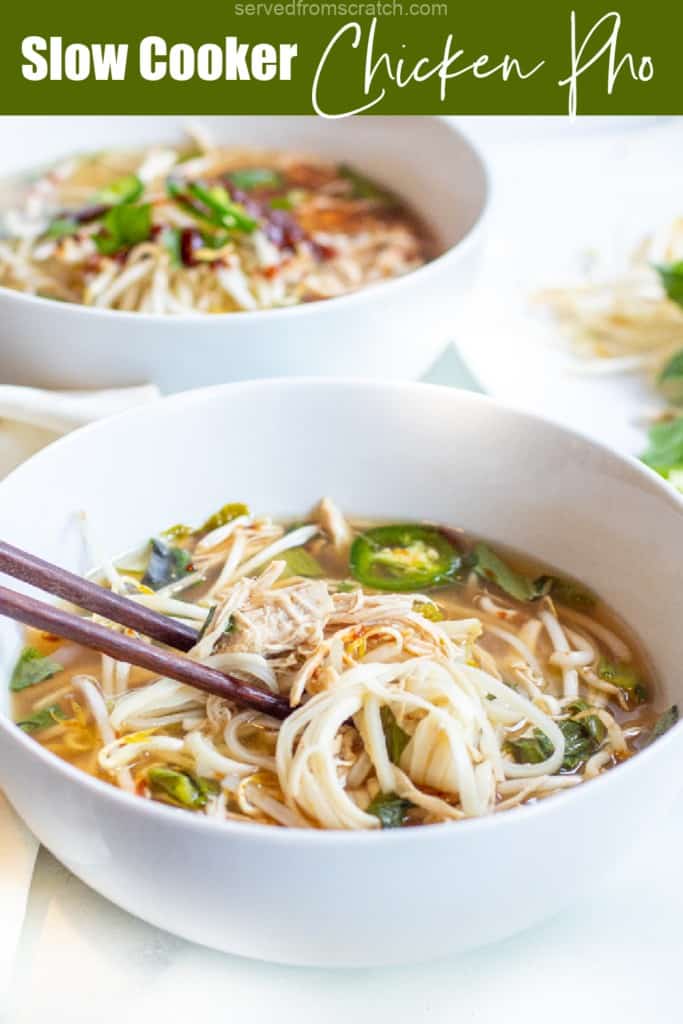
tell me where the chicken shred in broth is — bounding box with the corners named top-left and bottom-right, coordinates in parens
top-left (11, 498), bottom-right (676, 830)
top-left (0, 126), bottom-right (433, 314)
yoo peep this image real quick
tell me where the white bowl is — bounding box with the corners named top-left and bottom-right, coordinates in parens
top-left (0, 379), bottom-right (681, 967)
top-left (0, 116), bottom-right (487, 393)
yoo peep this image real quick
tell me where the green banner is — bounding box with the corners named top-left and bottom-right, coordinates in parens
top-left (0, 0), bottom-right (676, 114)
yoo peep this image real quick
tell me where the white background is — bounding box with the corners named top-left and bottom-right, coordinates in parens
top-left (4, 116), bottom-right (683, 1023)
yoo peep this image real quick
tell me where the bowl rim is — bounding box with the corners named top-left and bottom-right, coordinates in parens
top-left (0, 119), bottom-right (490, 326)
top-left (1, 376), bottom-right (681, 846)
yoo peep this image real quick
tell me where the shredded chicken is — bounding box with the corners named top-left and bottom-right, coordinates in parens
top-left (215, 574), bottom-right (334, 658)
top-left (315, 496), bottom-right (352, 557)
top-left (14, 497), bottom-right (656, 832)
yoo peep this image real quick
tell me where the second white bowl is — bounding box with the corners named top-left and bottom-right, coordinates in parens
top-left (0, 116), bottom-right (488, 393)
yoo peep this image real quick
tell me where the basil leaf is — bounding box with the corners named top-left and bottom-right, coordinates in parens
top-left (563, 699), bottom-right (590, 715)
top-left (534, 575), bottom-right (596, 610)
top-left (95, 174), bottom-right (143, 206)
top-left (558, 719), bottom-right (595, 772)
top-left (366, 792), bottom-right (413, 828)
top-left (95, 203), bottom-right (152, 256)
top-left (279, 547), bottom-right (323, 579)
top-left (17, 704), bottom-right (66, 732)
top-left (598, 657), bottom-right (647, 706)
top-left (583, 714), bottom-right (607, 746)
top-left (655, 261), bottom-right (683, 308)
top-left (147, 766), bottom-right (216, 809)
top-left (647, 705), bottom-right (679, 746)
top-left (10, 647), bottom-right (63, 692)
top-left (339, 164), bottom-right (390, 202)
top-left (228, 167), bottom-right (283, 191)
top-left (507, 715), bottom-right (605, 773)
top-left (141, 538), bottom-right (192, 591)
top-left (197, 502), bottom-right (249, 535)
top-left (380, 706), bottom-right (410, 765)
top-left (505, 730), bottom-right (554, 765)
top-left (473, 543), bottom-right (540, 602)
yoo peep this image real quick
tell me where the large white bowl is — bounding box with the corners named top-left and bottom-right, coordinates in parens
top-left (0, 117), bottom-right (487, 393)
top-left (0, 379), bottom-right (681, 967)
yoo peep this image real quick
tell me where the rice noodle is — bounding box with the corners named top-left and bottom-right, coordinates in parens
top-left (14, 496), bottom-right (653, 830)
top-left (0, 137), bottom-right (430, 315)
top-left (540, 609), bottom-right (579, 699)
top-left (559, 607), bottom-right (632, 661)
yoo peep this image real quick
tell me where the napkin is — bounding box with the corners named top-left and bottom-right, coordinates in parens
top-left (0, 384), bottom-right (160, 477)
top-left (0, 382), bottom-right (160, 1002)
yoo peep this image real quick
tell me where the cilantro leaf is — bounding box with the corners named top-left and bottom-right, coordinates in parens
top-left (657, 349), bottom-right (683, 405)
top-left (95, 203), bottom-right (153, 256)
top-left (655, 261), bottom-right (683, 308)
top-left (641, 416), bottom-right (683, 482)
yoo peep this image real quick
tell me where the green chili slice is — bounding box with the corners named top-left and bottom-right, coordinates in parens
top-left (166, 179), bottom-right (257, 233)
top-left (350, 525), bottom-right (460, 592)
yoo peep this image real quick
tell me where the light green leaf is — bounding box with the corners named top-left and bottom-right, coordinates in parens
top-left (473, 543), bottom-right (539, 602)
top-left (279, 547), bottom-right (323, 578)
top-left (95, 203), bottom-right (152, 256)
top-left (17, 704), bottom-right (66, 732)
top-left (380, 706), bottom-right (410, 765)
top-left (655, 261), bottom-right (683, 307)
top-left (10, 647), bottom-right (63, 692)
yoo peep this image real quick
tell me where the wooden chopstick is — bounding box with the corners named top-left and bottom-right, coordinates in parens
top-left (0, 585), bottom-right (290, 719)
top-left (0, 540), bottom-right (198, 651)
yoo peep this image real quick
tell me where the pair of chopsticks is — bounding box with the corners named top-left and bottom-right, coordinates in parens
top-left (0, 540), bottom-right (290, 719)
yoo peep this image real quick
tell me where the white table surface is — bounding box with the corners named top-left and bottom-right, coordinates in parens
top-left (4, 116), bottom-right (683, 1024)
top-left (456, 115), bottom-right (683, 455)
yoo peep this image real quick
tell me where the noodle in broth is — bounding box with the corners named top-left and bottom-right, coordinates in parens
top-left (11, 497), bottom-right (675, 830)
top-left (0, 128), bottom-right (432, 315)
